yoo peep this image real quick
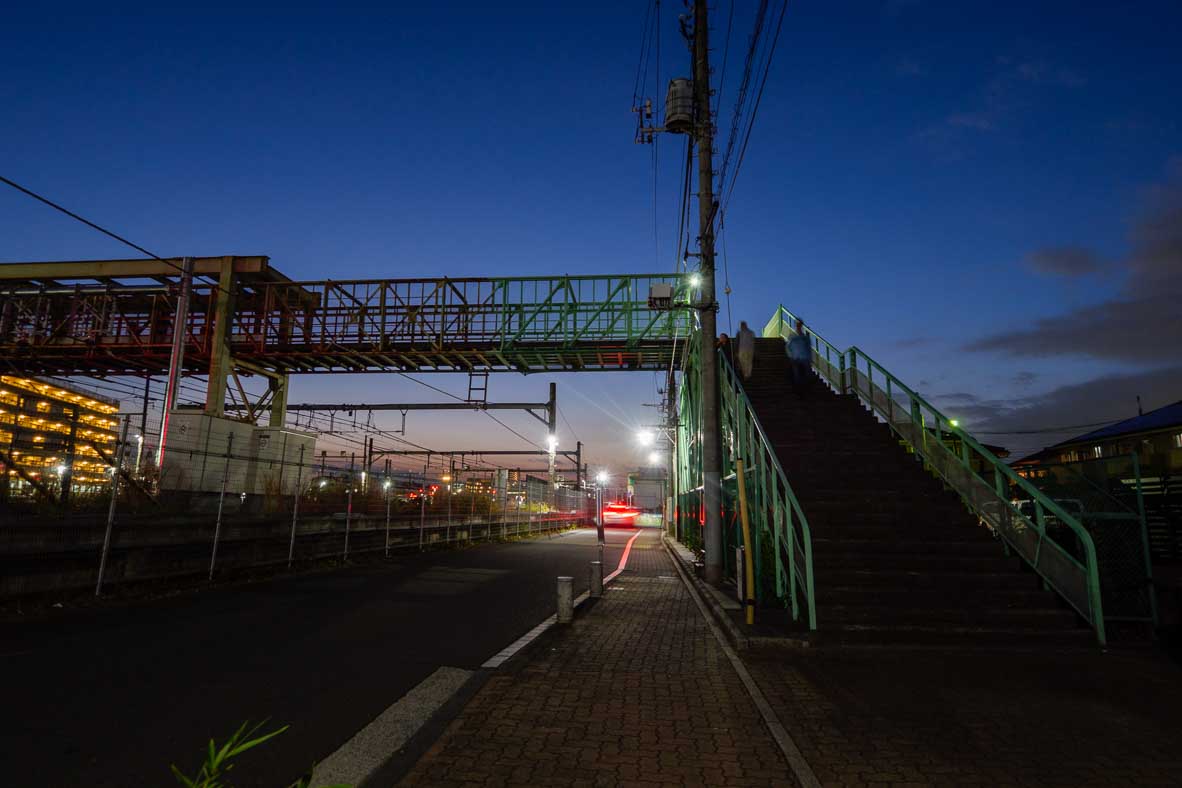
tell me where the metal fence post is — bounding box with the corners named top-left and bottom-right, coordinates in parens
top-left (384, 485), bottom-right (392, 557)
top-left (418, 476), bottom-right (427, 550)
top-left (209, 432), bottom-right (234, 581)
top-left (288, 445), bottom-right (304, 569)
top-left (344, 473), bottom-right (353, 560)
top-left (95, 416), bottom-right (130, 596)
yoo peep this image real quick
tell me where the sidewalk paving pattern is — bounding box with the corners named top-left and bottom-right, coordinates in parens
top-left (399, 530), bottom-right (796, 787)
top-left (397, 529), bottom-right (1182, 787)
top-left (746, 648), bottom-right (1182, 788)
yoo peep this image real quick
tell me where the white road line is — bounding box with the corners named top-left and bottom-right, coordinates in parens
top-left (663, 538), bottom-right (822, 788)
top-left (310, 665), bottom-right (473, 788)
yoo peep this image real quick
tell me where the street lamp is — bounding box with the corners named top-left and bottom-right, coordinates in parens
top-left (134, 434), bottom-right (144, 476)
top-left (647, 451), bottom-right (660, 465)
top-left (595, 470), bottom-right (608, 564)
top-left (636, 429), bottom-right (654, 447)
top-left (689, 273), bottom-right (702, 288)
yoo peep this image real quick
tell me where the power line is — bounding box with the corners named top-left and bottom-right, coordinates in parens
top-left (715, 0), bottom-right (770, 199)
top-left (718, 0), bottom-right (789, 221)
top-left (0, 174), bottom-right (232, 298)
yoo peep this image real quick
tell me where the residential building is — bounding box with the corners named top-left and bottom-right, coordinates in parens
top-left (0, 376), bottom-right (121, 500)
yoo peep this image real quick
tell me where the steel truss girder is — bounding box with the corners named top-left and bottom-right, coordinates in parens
top-left (0, 271), bottom-right (694, 375)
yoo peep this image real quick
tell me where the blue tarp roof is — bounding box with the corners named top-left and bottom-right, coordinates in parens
top-left (1054, 399), bottom-right (1182, 446)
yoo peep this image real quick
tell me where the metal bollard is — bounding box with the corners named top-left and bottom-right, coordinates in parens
top-left (589, 561), bottom-right (603, 598)
top-left (556, 576), bottom-right (574, 624)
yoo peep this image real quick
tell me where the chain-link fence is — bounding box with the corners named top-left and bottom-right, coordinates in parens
top-left (0, 426), bottom-right (592, 599)
top-left (1017, 454), bottom-right (1156, 626)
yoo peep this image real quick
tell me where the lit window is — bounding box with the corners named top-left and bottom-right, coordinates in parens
top-left (1174, 433), bottom-right (1182, 449)
top-left (1092, 445), bottom-right (1103, 458)
top-left (36, 401), bottom-right (50, 413)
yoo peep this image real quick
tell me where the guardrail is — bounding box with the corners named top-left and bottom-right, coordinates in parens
top-left (764, 305), bottom-right (1107, 645)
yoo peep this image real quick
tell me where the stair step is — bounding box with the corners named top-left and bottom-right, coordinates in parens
top-left (813, 551), bottom-right (1020, 572)
top-left (816, 603), bottom-right (1079, 628)
top-left (815, 623), bottom-right (1095, 648)
top-left (813, 537), bottom-right (1000, 556)
top-left (819, 567), bottom-right (1030, 589)
top-left (822, 584), bottom-right (1051, 607)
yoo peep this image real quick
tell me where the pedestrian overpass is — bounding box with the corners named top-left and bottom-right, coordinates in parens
top-left (1, 257), bottom-right (1139, 646)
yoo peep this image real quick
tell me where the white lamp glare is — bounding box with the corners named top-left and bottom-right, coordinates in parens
top-left (637, 429), bottom-right (654, 447)
top-left (647, 452), bottom-right (660, 465)
top-left (689, 273), bottom-right (702, 287)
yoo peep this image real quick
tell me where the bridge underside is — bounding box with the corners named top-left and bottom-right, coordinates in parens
top-left (3, 339), bottom-right (681, 376)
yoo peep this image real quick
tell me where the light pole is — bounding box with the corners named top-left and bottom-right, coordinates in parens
top-left (595, 470), bottom-right (608, 566)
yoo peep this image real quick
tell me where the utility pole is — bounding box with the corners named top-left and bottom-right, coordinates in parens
top-left (693, 0), bottom-right (724, 585)
top-left (157, 257), bottom-right (193, 472)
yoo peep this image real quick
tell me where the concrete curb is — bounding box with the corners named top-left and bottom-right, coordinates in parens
top-left (663, 535), bottom-right (813, 653)
top-left (663, 536), bottom-right (822, 788)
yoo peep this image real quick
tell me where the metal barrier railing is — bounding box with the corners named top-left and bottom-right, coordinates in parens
top-left (764, 305), bottom-right (1107, 645)
top-left (674, 325), bottom-right (816, 629)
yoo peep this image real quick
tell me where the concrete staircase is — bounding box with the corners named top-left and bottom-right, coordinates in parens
top-left (742, 338), bottom-right (1090, 646)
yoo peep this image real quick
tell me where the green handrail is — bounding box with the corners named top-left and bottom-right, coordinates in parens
top-left (717, 349), bottom-right (817, 629)
top-left (764, 305), bottom-right (1107, 645)
top-left (674, 324), bottom-right (816, 629)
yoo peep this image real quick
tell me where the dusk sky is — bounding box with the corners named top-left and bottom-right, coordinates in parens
top-left (2, 0), bottom-right (1180, 471)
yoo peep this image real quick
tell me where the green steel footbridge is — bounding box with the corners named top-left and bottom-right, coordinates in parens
top-left (0, 258), bottom-right (1146, 645)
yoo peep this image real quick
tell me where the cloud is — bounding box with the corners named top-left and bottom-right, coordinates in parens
top-left (1025, 246), bottom-right (1109, 277)
top-left (1014, 61), bottom-right (1086, 88)
top-left (965, 166), bottom-right (1182, 362)
top-left (1012, 371), bottom-right (1038, 388)
top-left (957, 365), bottom-right (1182, 446)
top-left (946, 112), bottom-right (995, 131)
top-left (895, 57), bottom-right (923, 77)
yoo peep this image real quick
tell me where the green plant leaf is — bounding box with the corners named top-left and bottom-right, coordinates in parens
top-left (226, 722), bottom-right (289, 759)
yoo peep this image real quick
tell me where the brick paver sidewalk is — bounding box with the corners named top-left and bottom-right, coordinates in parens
top-left (746, 648), bottom-right (1182, 787)
top-left (399, 530), bottom-right (796, 787)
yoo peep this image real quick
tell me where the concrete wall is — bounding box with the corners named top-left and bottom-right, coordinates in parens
top-left (159, 412), bottom-right (315, 495)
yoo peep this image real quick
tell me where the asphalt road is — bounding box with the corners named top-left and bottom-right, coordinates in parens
top-left (1, 526), bottom-right (640, 787)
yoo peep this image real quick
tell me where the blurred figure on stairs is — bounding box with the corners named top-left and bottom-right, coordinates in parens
top-left (787, 318), bottom-right (813, 396)
top-left (737, 321), bottom-right (756, 380)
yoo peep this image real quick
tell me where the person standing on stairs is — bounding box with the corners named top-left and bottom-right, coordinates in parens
top-left (736, 321), bottom-right (756, 380)
top-left (787, 318), bottom-right (813, 396)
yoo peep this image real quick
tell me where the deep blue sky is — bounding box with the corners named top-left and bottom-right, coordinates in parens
top-left (3, 1), bottom-right (1180, 468)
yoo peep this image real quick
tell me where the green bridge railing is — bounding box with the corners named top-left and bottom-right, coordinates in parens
top-left (675, 326), bottom-right (817, 630)
top-left (764, 306), bottom-right (1107, 645)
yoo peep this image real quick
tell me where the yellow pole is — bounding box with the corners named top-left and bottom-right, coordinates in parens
top-left (735, 459), bottom-right (756, 625)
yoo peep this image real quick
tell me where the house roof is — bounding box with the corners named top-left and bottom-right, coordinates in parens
top-left (1053, 399), bottom-right (1182, 447)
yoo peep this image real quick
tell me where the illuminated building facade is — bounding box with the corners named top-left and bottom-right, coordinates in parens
top-left (0, 376), bottom-right (120, 500)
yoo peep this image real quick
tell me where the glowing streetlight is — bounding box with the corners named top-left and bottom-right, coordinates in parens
top-left (546, 434), bottom-right (558, 450)
top-left (647, 452), bottom-right (660, 465)
top-left (689, 273), bottom-right (702, 287)
top-left (55, 464), bottom-right (68, 475)
top-left (636, 429), bottom-right (654, 447)
top-left (596, 470), bottom-right (608, 485)
top-left (949, 419), bottom-right (960, 428)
